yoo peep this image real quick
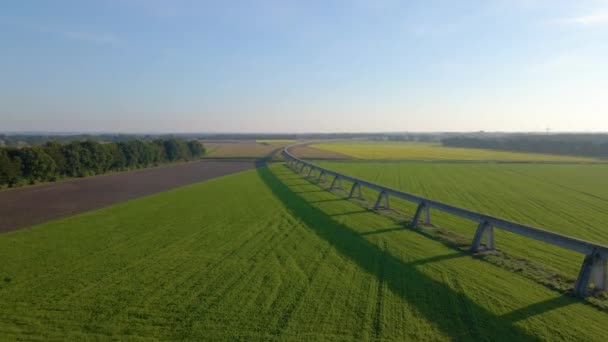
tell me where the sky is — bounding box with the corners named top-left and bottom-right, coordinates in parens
top-left (1, 0), bottom-right (607, 133)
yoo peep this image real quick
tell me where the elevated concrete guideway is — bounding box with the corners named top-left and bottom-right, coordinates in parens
top-left (283, 141), bottom-right (608, 297)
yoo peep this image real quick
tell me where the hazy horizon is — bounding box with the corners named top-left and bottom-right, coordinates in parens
top-left (2, 0), bottom-right (607, 133)
top-left (3, 130), bottom-right (608, 136)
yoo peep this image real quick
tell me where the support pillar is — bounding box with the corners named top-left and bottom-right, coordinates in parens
top-left (470, 220), bottom-right (494, 253)
top-left (349, 182), bottom-right (362, 199)
top-left (374, 190), bottom-right (389, 210)
top-left (330, 176), bottom-right (343, 190)
top-left (574, 250), bottom-right (606, 297)
top-left (307, 167), bottom-right (313, 177)
top-left (424, 205), bottom-right (431, 225)
top-left (485, 226), bottom-right (495, 250)
top-left (318, 170), bottom-right (326, 183)
top-left (412, 202), bottom-right (426, 227)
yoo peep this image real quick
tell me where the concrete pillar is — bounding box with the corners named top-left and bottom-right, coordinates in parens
top-left (318, 170), bottom-right (326, 183)
top-left (424, 205), bottom-right (431, 225)
top-left (592, 259), bottom-right (607, 292)
top-left (574, 250), bottom-right (606, 296)
top-left (575, 252), bottom-right (597, 296)
top-left (485, 226), bottom-right (495, 250)
top-left (349, 182), bottom-right (362, 199)
top-left (374, 191), bottom-right (389, 210)
top-left (470, 221), bottom-right (493, 253)
top-left (412, 202), bottom-right (426, 227)
top-left (330, 176), bottom-right (342, 190)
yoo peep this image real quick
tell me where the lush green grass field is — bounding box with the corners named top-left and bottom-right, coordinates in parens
top-left (1, 164), bottom-right (607, 340)
top-left (311, 141), bottom-right (600, 162)
top-left (315, 161), bottom-right (608, 278)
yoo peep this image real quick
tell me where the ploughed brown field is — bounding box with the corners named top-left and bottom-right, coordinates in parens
top-left (202, 140), bottom-right (351, 160)
top-left (0, 160), bottom-right (255, 233)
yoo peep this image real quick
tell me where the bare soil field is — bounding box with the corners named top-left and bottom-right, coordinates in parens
top-left (0, 160), bottom-right (255, 233)
top-left (203, 140), bottom-right (287, 159)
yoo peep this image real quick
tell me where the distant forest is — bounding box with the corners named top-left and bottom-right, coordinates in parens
top-left (0, 132), bottom-right (445, 148)
top-left (442, 134), bottom-right (608, 158)
top-left (0, 139), bottom-right (205, 188)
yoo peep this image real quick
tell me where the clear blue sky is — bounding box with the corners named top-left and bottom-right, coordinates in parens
top-left (1, 0), bottom-right (607, 133)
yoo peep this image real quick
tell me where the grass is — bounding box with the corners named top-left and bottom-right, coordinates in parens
top-left (311, 141), bottom-right (601, 162)
top-left (314, 161), bottom-right (608, 279)
top-left (1, 164), bottom-right (607, 340)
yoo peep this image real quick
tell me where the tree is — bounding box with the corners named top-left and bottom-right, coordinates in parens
top-left (0, 149), bottom-right (22, 186)
top-left (187, 141), bottom-right (205, 158)
top-left (43, 141), bottom-right (68, 175)
top-left (62, 142), bottom-right (86, 177)
top-left (0, 138), bottom-right (203, 187)
top-left (14, 147), bottom-right (57, 182)
top-left (162, 139), bottom-right (183, 161)
top-left (104, 143), bottom-right (126, 170)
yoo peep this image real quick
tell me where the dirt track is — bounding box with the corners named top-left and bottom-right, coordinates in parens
top-left (0, 160), bottom-right (255, 233)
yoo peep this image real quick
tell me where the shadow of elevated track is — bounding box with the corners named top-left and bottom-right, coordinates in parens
top-left (257, 162), bottom-right (544, 341)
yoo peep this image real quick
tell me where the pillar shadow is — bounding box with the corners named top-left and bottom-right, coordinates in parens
top-left (360, 227), bottom-right (406, 236)
top-left (499, 295), bottom-right (577, 322)
top-left (257, 163), bottom-right (541, 341)
top-left (293, 189), bottom-right (328, 194)
top-left (309, 198), bottom-right (346, 204)
top-left (331, 210), bottom-right (370, 217)
top-left (405, 252), bottom-right (466, 267)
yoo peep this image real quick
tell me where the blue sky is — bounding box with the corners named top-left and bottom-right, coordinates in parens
top-left (1, 0), bottom-right (607, 133)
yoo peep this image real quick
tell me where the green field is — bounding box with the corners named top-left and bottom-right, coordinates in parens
top-left (311, 141), bottom-right (600, 162)
top-left (315, 161), bottom-right (608, 279)
top-left (1, 164), bottom-right (607, 340)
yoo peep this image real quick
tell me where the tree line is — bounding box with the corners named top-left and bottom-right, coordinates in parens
top-left (0, 139), bottom-right (205, 188)
top-left (441, 135), bottom-right (608, 158)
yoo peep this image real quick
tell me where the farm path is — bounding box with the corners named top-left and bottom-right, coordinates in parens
top-left (0, 160), bottom-right (255, 233)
